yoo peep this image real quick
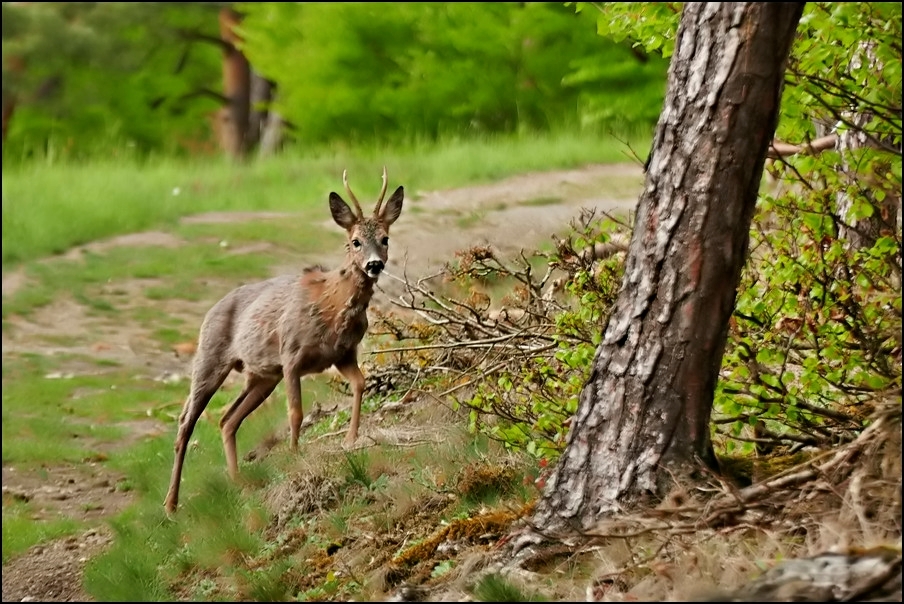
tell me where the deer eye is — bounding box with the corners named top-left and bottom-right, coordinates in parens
top-left (352, 239), bottom-right (362, 248)
top-left (381, 237), bottom-right (389, 246)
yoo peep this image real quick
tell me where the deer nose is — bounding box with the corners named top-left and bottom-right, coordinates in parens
top-left (365, 260), bottom-right (384, 275)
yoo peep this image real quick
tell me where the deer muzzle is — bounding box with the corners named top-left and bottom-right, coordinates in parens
top-left (364, 259), bottom-right (385, 278)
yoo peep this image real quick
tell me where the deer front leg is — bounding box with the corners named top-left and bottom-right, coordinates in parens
top-left (284, 365), bottom-right (303, 451)
top-left (335, 359), bottom-right (365, 446)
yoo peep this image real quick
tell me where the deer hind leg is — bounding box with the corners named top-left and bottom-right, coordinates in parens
top-left (164, 362), bottom-right (233, 514)
top-left (335, 359), bottom-right (365, 447)
top-left (219, 373), bottom-right (281, 480)
top-left (284, 365), bottom-right (303, 452)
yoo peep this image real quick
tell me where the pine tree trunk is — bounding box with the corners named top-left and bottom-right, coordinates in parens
top-left (530, 2), bottom-right (805, 537)
top-left (218, 7), bottom-right (251, 159)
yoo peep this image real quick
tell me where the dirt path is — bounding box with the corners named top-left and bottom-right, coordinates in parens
top-left (0, 163), bottom-right (643, 602)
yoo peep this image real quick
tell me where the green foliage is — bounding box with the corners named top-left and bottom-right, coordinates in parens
top-left (715, 186), bottom-right (901, 453)
top-left (443, 2), bottom-right (902, 463)
top-left (472, 573), bottom-right (549, 602)
top-left (712, 2), bottom-right (902, 453)
top-left (2, 2), bottom-right (223, 159)
top-left (427, 211), bottom-right (631, 462)
top-left (574, 2), bottom-right (682, 58)
top-left (4, 2), bottom-right (666, 159)
top-left (238, 2), bottom-right (666, 144)
top-left (780, 3), bottom-right (902, 146)
top-left (564, 3), bottom-right (677, 130)
top-left (2, 504), bottom-right (82, 564)
top-left (581, 2), bottom-right (902, 152)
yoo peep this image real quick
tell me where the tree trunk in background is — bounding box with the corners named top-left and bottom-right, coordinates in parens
top-left (2, 51), bottom-right (62, 147)
top-left (529, 2), bottom-right (805, 538)
top-left (836, 42), bottom-right (901, 252)
top-left (258, 110), bottom-right (285, 158)
top-left (218, 6), bottom-right (251, 159)
top-left (2, 94), bottom-right (15, 143)
top-left (248, 72), bottom-right (272, 147)
top-left (215, 7), bottom-right (282, 160)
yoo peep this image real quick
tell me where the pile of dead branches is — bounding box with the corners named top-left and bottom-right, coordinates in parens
top-left (515, 398), bottom-right (901, 601)
top-left (363, 201), bottom-right (900, 460)
top-left (364, 208), bottom-right (629, 452)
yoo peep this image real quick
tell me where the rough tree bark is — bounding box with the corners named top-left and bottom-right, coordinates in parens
top-left (528, 2), bottom-right (806, 537)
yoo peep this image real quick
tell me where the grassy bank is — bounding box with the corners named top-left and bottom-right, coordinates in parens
top-left (2, 130), bottom-right (648, 267)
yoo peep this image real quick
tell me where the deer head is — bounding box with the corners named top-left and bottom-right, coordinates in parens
top-left (329, 167), bottom-right (404, 280)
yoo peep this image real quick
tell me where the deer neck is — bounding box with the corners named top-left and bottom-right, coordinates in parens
top-left (299, 259), bottom-right (376, 345)
top-left (321, 259), bottom-right (376, 322)
top-left (341, 256), bottom-right (377, 296)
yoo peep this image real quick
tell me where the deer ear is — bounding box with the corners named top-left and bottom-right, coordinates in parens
top-left (379, 186), bottom-right (404, 226)
top-left (330, 193), bottom-right (357, 229)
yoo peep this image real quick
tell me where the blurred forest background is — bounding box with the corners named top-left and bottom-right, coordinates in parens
top-left (2, 3), bottom-right (901, 601)
top-left (1, 2), bottom-right (669, 162)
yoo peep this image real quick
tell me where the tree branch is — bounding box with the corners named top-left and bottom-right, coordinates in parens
top-left (767, 133), bottom-right (838, 159)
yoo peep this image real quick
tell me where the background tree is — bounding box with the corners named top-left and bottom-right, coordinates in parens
top-left (3, 2), bottom-right (672, 159)
top-left (524, 2), bottom-right (806, 537)
top-left (212, 6), bottom-right (281, 159)
top-left (717, 2), bottom-right (901, 460)
top-left (780, 3), bottom-right (902, 252)
top-left (236, 2), bottom-right (668, 145)
top-left (1, 2), bottom-right (225, 158)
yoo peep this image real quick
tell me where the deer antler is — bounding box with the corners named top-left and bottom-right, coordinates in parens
top-left (374, 166), bottom-right (389, 216)
top-left (342, 170), bottom-right (364, 218)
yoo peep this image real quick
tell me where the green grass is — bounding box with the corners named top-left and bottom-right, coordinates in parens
top-left (1, 354), bottom-right (181, 467)
top-left (2, 130), bottom-right (648, 268)
top-left (1, 224), bottom-right (340, 320)
top-left (2, 507), bottom-right (83, 564)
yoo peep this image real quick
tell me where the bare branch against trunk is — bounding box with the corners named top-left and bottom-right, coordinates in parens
top-left (527, 2), bottom-right (805, 539)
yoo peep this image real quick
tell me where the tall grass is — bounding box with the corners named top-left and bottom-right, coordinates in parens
top-left (1, 130), bottom-right (649, 268)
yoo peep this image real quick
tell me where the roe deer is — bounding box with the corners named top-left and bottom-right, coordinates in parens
top-left (164, 168), bottom-right (404, 514)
